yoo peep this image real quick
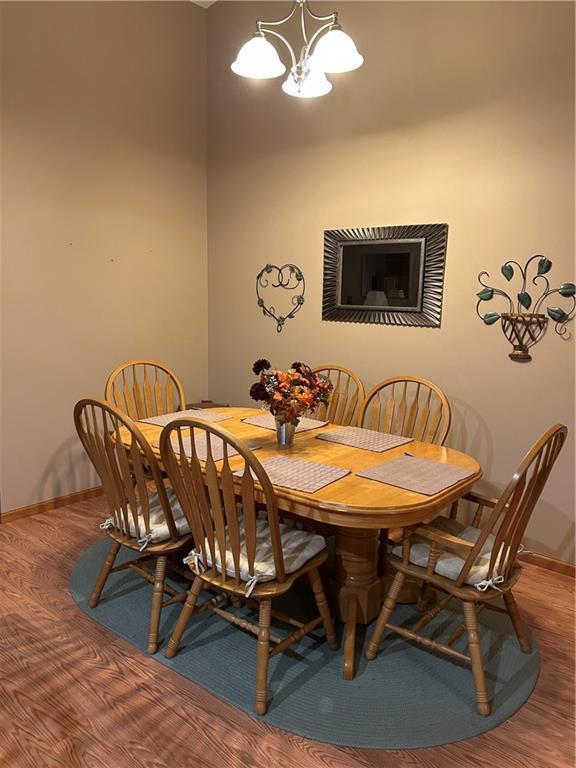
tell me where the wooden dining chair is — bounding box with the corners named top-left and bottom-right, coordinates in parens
top-left (105, 359), bottom-right (186, 420)
top-left (74, 398), bottom-right (194, 653)
top-left (159, 418), bottom-right (339, 715)
top-left (358, 376), bottom-right (452, 573)
top-left (357, 375), bottom-right (451, 444)
top-left (312, 365), bottom-right (365, 426)
top-left (365, 423), bottom-right (567, 715)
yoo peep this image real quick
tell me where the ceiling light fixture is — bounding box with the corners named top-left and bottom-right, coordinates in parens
top-left (231, 0), bottom-right (363, 99)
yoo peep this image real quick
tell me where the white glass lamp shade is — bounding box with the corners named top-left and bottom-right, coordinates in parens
top-left (231, 35), bottom-right (286, 79)
top-left (281, 61), bottom-right (332, 99)
top-left (312, 27), bottom-right (364, 74)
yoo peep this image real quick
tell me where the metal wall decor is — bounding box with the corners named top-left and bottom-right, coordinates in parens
top-left (476, 254), bottom-right (575, 362)
top-left (322, 224), bottom-right (448, 327)
top-left (256, 263), bottom-right (305, 333)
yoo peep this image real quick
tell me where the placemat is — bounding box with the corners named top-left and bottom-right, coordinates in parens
top-left (236, 456), bottom-right (350, 493)
top-left (356, 455), bottom-right (476, 495)
top-left (153, 435), bottom-right (260, 463)
top-left (140, 408), bottom-right (232, 427)
top-left (316, 426), bottom-right (413, 452)
top-left (242, 413), bottom-right (328, 433)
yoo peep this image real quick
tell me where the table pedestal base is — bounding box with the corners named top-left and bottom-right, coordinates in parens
top-left (332, 527), bottom-right (382, 680)
top-left (330, 527), bottom-right (430, 678)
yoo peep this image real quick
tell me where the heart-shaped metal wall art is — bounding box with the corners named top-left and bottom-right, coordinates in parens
top-left (256, 263), bottom-right (306, 333)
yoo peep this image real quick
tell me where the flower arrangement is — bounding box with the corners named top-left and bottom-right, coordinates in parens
top-left (250, 359), bottom-right (333, 425)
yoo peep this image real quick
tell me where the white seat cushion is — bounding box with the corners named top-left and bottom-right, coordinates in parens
top-left (198, 518), bottom-right (326, 585)
top-left (121, 488), bottom-right (190, 543)
top-left (392, 526), bottom-right (496, 586)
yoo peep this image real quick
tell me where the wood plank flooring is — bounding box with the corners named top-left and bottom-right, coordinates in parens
top-left (0, 497), bottom-right (573, 768)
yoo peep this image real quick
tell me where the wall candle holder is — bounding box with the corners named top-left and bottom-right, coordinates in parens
top-left (476, 255), bottom-right (575, 362)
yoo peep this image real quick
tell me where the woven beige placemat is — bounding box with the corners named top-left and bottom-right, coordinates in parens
top-left (242, 413), bottom-right (328, 433)
top-left (317, 426), bottom-right (413, 452)
top-left (140, 408), bottom-right (232, 427)
top-left (236, 456), bottom-right (350, 493)
top-left (356, 455), bottom-right (475, 495)
top-left (153, 435), bottom-right (260, 462)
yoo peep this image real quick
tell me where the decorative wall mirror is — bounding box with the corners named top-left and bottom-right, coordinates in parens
top-left (322, 224), bottom-right (448, 327)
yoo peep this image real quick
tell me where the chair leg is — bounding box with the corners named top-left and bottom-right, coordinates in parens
top-left (164, 576), bottom-right (204, 659)
top-left (365, 570), bottom-right (405, 660)
top-left (503, 590), bottom-right (532, 653)
top-left (254, 598), bottom-right (272, 716)
top-left (416, 580), bottom-right (437, 612)
top-left (88, 540), bottom-right (121, 608)
top-left (308, 567), bottom-right (339, 651)
top-left (147, 556), bottom-right (168, 654)
top-left (416, 581), bottom-right (428, 612)
top-left (378, 528), bottom-right (389, 577)
top-left (463, 601), bottom-right (491, 716)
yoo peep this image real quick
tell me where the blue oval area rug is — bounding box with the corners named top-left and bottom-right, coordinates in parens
top-left (70, 540), bottom-right (539, 749)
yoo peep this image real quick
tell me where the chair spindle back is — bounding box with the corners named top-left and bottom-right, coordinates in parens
top-left (159, 420), bottom-right (286, 586)
top-left (74, 398), bottom-right (179, 542)
top-left (456, 424), bottom-right (567, 587)
top-left (312, 365), bottom-right (365, 426)
top-left (358, 376), bottom-right (451, 445)
top-left (105, 359), bottom-right (186, 420)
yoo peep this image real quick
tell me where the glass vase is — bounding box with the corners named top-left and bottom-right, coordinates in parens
top-left (275, 417), bottom-right (296, 448)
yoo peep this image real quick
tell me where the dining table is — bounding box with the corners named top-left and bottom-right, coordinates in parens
top-left (131, 406), bottom-right (483, 680)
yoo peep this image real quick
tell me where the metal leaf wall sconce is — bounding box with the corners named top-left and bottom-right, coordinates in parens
top-left (476, 255), bottom-right (575, 362)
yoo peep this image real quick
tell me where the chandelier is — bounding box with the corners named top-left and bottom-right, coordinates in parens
top-left (231, 0), bottom-right (364, 99)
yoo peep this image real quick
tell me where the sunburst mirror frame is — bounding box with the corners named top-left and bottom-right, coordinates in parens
top-left (322, 223), bottom-right (449, 327)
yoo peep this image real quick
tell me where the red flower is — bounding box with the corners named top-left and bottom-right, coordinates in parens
top-left (249, 382), bottom-right (268, 401)
top-left (252, 359), bottom-right (271, 375)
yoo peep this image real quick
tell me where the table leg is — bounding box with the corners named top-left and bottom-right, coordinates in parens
top-left (330, 526), bottom-right (429, 679)
top-left (331, 527), bottom-right (382, 679)
top-left (332, 527), bottom-right (382, 623)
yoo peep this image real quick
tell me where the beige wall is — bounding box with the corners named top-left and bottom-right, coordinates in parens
top-left (1, 1), bottom-right (574, 562)
top-left (1, 2), bottom-right (208, 511)
top-left (207, 2), bottom-right (575, 560)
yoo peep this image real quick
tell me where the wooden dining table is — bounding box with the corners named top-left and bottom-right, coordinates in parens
top-left (132, 406), bottom-right (482, 680)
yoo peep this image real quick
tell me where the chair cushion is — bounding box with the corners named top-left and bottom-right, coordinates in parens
top-left (199, 518), bottom-right (327, 585)
top-left (392, 526), bottom-right (496, 586)
top-left (120, 488), bottom-right (190, 543)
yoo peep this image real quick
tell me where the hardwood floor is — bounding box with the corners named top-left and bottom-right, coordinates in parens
top-left (0, 497), bottom-right (573, 768)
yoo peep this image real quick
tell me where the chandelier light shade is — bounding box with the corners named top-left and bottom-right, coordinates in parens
top-left (230, 0), bottom-right (364, 99)
top-left (311, 28), bottom-right (364, 73)
top-left (231, 34), bottom-right (287, 79)
top-left (282, 63), bottom-right (333, 99)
